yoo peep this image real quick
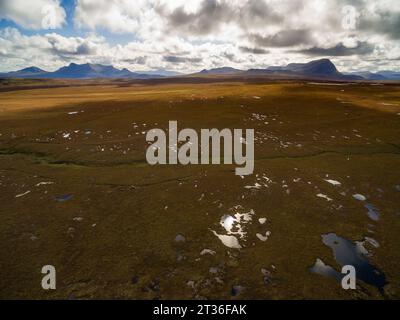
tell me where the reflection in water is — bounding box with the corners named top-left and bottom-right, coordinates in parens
top-left (324, 179), bottom-right (341, 186)
top-left (55, 194), bottom-right (73, 202)
top-left (231, 285), bottom-right (246, 296)
top-left (220, 215), bottom-right (235, 233)
top-left (200, 249), bottom-right (216, 256)
top-left (256, 231), bottom-right (271, 241)
top-left (311, 233), bottom-right (386, 293)
top-left (211, 231), bottom-right (242, 249)
top-left (174, 234), bottom-right (186, 242)
top-left (258, 218), bottom-right (267, 224)
top-left (363, 237), bottom-right (380, 248)
top-left (211, 207), bottom-right (256, 249)
top-left (316, 193), bottom-right (333, 201)
top-left (353, 194), bottom-right (366, 201)
top-left (310, 258), bottom-right (343, 282)
top-left (365, 203), bottom-right (380, 221)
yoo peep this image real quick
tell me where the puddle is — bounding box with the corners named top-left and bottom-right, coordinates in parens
top-left (324, 179), bottom-right (341, 186)
top-left (174, 234), bottom-right (186, 242)
top-left (317, 193), bottom-right (333, 201)
top-left (220, 215), bottom-right (236, 234)
top-left (15, 190), bottom-right (31, 198)
top-left (310, 258), bottom-right (343, 282)
top-left (221, 209), bottom-right (254, 238)
top-left (211, 207), bottom-right (256, 249)
top-left (308, 82), bottom-right (349, 86)
top-left (353, 194), bottom-right (366, 201)
top-left (258, 218), bottom-right (267, 224)
top-left (200, 249), bottom-right (216, 256)
top-left (36, 181), bottom-right (54, 187)
top-left (256, 231), bottom-right (271, 242)
top-left (244, 183), bottom-right (262, 190)
top-left (211, 231), bottom-right (242, 249)
top-left (364, 203), bottom-right (380, 221)
top-left (55, 194), bottom-right (73, 202)
top-left (231, 285), bottom-right (246, 296)
top-left (363, 237), bottom-right (380, 249)
top-left (312, 233), bottom-right (386, 292)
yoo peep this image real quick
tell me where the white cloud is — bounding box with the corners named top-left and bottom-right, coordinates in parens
top-left (0, 0), bottom-right (400, 72)
top-left (74, 0), bottom-right (160, 36)
top-left (0, 0), bottom-right (66, 29)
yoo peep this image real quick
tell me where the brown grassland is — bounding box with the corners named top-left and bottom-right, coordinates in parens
top-left (0, 78), bottom-right (399, 299)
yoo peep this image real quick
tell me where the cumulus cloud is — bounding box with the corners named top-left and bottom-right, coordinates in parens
top-left (359, 11), bottom-right (400, 40)
top-left (250, 30), bottom-right (314, 48)
top-left (161, 0), bottom-right (285, 37)
top-left (123, 57), bottom-right (148, 65)
top-left (0, 0), bottom-right (66, 29)
top-left (297, 41), bottom-right (375, 56)
top-left (74, 0), bottom-right (160, 37)
top-left (0, 0), bottom-right (400, 72)
top-left (46, 33), bottom-right (101, 57)
top-left (166, 0), bottom-right (228, 35)
top-left (239, 46), bottom-right (269, 54)
top-left (164, 55), bottom-right (202, 64)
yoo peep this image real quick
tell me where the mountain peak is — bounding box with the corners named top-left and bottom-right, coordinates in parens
top-left (285, 59), bottom-right (339, 75)
top-left (305, 59), bottom-right (338, 74)
top-left (17, 66), bottom-right (45, 73)
top-left (313, 58), bottom-right (332, 63)
top-left (200, 67), bottom-right (243, 75)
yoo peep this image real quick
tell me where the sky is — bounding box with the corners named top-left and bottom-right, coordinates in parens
top-left (0, 0), bottom-right (399, 73)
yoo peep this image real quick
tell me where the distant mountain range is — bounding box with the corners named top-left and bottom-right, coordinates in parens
top-left (343, 70), bottom-right (400, 80)
top-left (0, 63), bottom-right (178, 79)
top-left (199, 67), bottom-right (243, 75)
top-left (196, 59), bottom-right (400, 81)
top-left (1, 59), bottom-right (399, 81)
top-left (135, 69), bottom-right (183, 77)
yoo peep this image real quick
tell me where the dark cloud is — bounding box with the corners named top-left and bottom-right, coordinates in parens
top-left (359, 12), bottom-right (400, 40)
top-left (163, 0), bottom-right (283, 36)
top-left (238, 0), bottom-right (283, 28)
top-left (222, 52), bottom-right (235, 61)
top-left (250, 29), bottom-right (313, 48)
top-left (239, 46), bottom-right (269, 54)
top-left (163, 55), bottom-right (202, 64)
top-left (167, 0), bottom-right (231, 35)
top-left (123, 56), bottom-right (147, 65)
top-left (297, 41), bottom-right (374, 56)
top-left (76, 43), bottom-right (95, 55)
top-left (335, 0), bottom-right (400, 40)
top-left (164, 49), bottom-right (191, 56)
top-left (47, 37), bottom-right (97, 57)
